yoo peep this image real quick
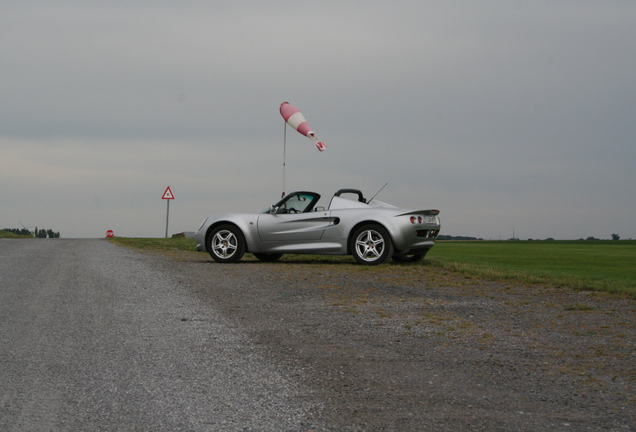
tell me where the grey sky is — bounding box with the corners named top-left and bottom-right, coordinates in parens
top-left (2, 1), bottom-right (635, 239)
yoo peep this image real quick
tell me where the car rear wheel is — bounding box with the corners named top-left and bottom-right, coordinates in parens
top-left (207, 224), bottom-right (245, 263)
top-left (253, 253), bottom-right (283, 262)
top-left (351, 224), bottom-right (394, 265)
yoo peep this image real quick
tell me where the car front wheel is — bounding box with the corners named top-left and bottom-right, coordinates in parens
top-left (351, 224), bottom-right (394, 265)
top-left (207, 224), bottom-right (246, 263)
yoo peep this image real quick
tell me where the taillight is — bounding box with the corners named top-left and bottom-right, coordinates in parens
top-left (410, 216), bottom-right (416, 224)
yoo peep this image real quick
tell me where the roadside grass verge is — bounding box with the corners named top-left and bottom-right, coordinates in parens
top-left (107, 237), bottom-right (198, 253)
top-left (107, 237), bottom-right (636, 298)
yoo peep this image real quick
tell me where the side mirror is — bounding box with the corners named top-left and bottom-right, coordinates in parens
top-left (269, 205), bottom-right (277, 214)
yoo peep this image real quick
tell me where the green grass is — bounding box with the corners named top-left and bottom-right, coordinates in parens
top-left (0, 231), bottom-right (33, 239)
top-left (107, 237), bottom-right (198, 252)
top-left (108, 237), bottom-right (636, 297)
top-left (428, 240), bottom-right (636, 297)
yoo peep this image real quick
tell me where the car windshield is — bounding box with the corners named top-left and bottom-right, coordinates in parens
top-left (262, 192), bottom-right (320, 214)
top-left (278, 194), bottom-right (317, 213)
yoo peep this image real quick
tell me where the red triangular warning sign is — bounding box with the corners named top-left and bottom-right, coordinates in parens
top-left (162, 186), bottom-right (175, 200)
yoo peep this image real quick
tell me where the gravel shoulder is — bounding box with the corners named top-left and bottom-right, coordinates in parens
top-left (151, 249), bottom-right (636, 431)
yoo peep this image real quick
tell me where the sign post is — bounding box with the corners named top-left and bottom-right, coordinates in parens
top-left (162, 186), bottom-right (175, 238)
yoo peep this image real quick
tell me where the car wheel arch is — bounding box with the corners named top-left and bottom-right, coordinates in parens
top-left (206, 221), bottom-right (250, 253)
top-left (346, 220), bottom-right (394, 255)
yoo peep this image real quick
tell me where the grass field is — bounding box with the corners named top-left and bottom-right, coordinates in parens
top-left (107, 237), bottom-right (636, 298)
top-left (429, 240), bottom-right (636, 297)
top-left (0, 231), bottom-right (33, 239)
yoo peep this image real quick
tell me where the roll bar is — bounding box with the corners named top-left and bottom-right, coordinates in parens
top-left (333, 189), bottom-right (366, 203)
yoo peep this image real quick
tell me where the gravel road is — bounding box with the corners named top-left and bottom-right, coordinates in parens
top-left (0, 239), bottom-right (322, 431)
top-left (1, 239), bottom-right (634, 431)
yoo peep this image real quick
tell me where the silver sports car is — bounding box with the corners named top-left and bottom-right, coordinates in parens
top-left (194, 188), bottom-right (441, 265)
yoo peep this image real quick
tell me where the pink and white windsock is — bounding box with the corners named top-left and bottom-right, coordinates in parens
top-left (280, 102), bottom-right (326, 151)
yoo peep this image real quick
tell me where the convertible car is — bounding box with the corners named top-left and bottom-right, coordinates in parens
top-left (194, 188), bottom-right (440, 265)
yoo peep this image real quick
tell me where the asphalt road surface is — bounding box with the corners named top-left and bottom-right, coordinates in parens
top-left (0, 239), bottom-right (321, 431)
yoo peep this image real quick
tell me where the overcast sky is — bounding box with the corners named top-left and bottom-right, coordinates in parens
top-left (2, 1), bottom-right (635, 240)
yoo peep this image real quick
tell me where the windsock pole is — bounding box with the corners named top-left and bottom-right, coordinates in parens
top-left (282, 120), bottom-right (287, 198)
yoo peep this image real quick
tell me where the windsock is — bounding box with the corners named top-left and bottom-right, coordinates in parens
top-left (280, 102), bottom-right (326, 151)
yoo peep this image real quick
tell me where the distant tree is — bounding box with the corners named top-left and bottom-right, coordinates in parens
top-left (437, 235), bottom-right (479, 241)
top-left (611, 233), bottom-right (620, 241)
top-left (3, 228), bottom-right (33, 236)
top-left (4, 227), bottom-right (59, 238)
top-left (586, 236), bottom-right (598, 241)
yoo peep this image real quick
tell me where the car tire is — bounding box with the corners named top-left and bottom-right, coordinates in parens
top-left (392, 251), bottom-right (428, 263)
top-left (350, 224), bottom-right (394, 265)
top-left (253, 253), bottom-right (283, 262)
top-left (207, 224), bottom-right (246, 263)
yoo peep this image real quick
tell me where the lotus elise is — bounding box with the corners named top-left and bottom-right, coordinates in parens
top-left (194, 188), bottom-right (440, 265)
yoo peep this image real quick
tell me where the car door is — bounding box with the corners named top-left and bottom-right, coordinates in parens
top-left (257, 210), bottom-right (332, 241)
